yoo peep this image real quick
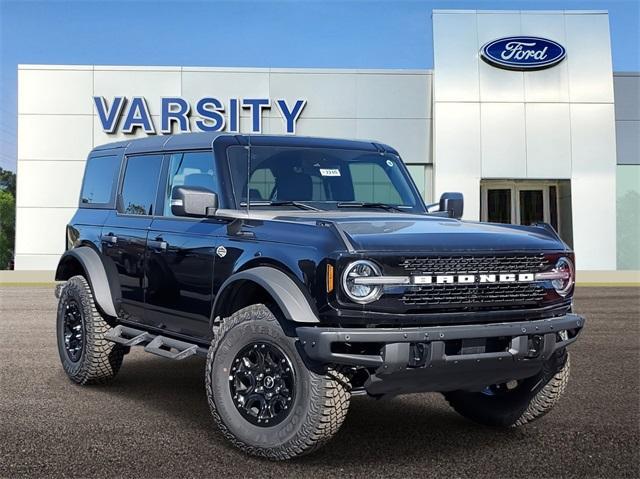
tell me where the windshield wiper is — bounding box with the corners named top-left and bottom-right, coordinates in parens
top-left (240, 200), bottom-right (321, 211)
top-left (336, 201), bottom-right (405, 212)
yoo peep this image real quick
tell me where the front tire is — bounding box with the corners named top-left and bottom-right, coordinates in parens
top-left (205, 304), bottom-right (351, 460)
top-left (56, 275), bottom-right (125, 385)
top-left (444, 350), bottom-right (570, 428)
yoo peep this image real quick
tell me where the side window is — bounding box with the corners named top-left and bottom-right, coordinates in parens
top-left (120, 154), bottom-right (163, 216)
top-left (80, 155), bottom-right (119, 205)
top-left (349, 163), bottom-right (402, 204)
top-left (164, 151), bottom-right (217, 216)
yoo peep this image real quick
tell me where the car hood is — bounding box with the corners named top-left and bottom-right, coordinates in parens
top-left (272, 212), bottom-right (567, 253)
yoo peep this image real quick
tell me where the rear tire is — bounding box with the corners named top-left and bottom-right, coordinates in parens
top-left (444, 350), bottom-right (570, 427)
top-left (56, 275), bottom-right (125, 385)
top-left (205, 304), bottom-right (351, 460)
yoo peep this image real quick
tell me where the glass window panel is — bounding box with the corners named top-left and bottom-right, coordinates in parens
top-left (406, 164), bottom-right (426, 200)
top-left (120, 155), bottom-right (163, 216)
top-left (227, 146), bottom-right (420, 211)
top-left (549, 185), bottom-right (558, 231)
top-left (250, 168), bottom-right (275, 200)
top-left (519, 189), bottom-right (544, 226)
top-left (80, 155), bottom-right (119, 204)
top-left (350, 163), bottom-right (402, 204)
top-left (487, 189), bottom-right (511, 223)
top-left (164, 151), bottom-right (217, 216)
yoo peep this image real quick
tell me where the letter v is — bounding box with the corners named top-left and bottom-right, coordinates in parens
top-left (93, 96), bottom-right (126, 133)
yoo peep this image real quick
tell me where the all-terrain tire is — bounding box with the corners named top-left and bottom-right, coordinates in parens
top-left (444, 350), bottom-right (570, 428)
top-left (205, 304), bottom-right (351, 460)
top-left (56, 275), bottom-right (125, 385)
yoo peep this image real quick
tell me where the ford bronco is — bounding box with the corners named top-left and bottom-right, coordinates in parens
top-left (55, 133), bottom-right (584, 460)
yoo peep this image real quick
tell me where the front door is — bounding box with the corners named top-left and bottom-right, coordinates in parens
top-left (144, 151), bottom-right (225, 340)
top-left (102, 153), bottom-right (164, 324)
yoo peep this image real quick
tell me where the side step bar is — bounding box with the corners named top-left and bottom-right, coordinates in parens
top-left (104, 325), bottom-right (206, 360)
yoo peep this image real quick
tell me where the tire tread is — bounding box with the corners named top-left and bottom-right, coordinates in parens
top-left (58, 275), bottom-right (124, 385)
top-left (205, 304), bottom-right (350, 460)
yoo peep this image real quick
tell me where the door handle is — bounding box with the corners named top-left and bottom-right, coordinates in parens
top-left (149, 237), bottom-right (168, 251)
top-left (103, 234), bottom-right (118, 244)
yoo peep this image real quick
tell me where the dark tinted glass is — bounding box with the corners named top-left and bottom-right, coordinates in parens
top-left (487, 189), bottom-right (511, 223)
top-left (80, 155), bottom-right (119, 204)
top-left (519, 189), bottom-right (544, 226)
top-left (228, 146), bottom-right (422, 212)
top-left (120, 155), bottom-right (163, 216)
top-left (163, 151), bottom-right (218, 216)
top-left (549, 185), bottom-right (558, 231)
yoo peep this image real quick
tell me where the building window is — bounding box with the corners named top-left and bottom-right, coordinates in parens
top-left (119, 154), bottom-right (163, 216)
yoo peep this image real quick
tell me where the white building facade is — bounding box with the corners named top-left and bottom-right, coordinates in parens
top-left (15, 10), bottom-right (639, 272)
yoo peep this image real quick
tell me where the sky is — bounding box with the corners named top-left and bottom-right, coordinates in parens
top-left (1, 0), bottom-right (638, 172)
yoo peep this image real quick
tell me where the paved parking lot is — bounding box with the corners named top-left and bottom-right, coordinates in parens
top-left (0, 286), bottom-right (638, 478)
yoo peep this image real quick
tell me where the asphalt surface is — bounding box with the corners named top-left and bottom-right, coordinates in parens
top-left (0, 286), bottom-right (638, 478)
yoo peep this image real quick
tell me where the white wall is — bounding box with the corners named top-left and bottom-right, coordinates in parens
top-left (432, 10), bottom-right (617, 270)
top-left (16, 66), bottom-right (432, 270)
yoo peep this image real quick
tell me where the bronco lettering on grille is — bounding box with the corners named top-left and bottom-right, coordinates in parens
top-left (411, 273), bottom-right (534, 285)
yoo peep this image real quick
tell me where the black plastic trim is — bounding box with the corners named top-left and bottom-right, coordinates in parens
top-left (55, 247), bottom-right (117, 318)
top-left (212, 266), bottom-right (320, 324)
top-left (296, 313), bottom-right (584, 368)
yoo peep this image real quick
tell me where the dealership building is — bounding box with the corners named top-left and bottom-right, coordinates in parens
top-left (14, 10), bottom-right (639, 273)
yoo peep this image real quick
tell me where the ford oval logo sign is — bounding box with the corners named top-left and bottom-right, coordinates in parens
top-left (480, 36), bottom-right (566, 71)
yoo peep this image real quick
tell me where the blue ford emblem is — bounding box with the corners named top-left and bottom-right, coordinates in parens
top-left (480, 36), bottom-right (566, 70)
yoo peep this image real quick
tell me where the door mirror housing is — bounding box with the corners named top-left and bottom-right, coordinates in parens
top-left (171, 186), bottom-right (218, 218)
top-left (439, 192), bottom-right (464, 219)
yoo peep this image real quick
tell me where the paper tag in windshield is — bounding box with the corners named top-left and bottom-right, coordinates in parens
top-left (319, 168), bottom-right (341, 177)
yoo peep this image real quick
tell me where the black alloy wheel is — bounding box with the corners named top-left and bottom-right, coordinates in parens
top-left (62, 299), bottom-right (84, 362)
top-left (229, 341), bottom-right (295, 427)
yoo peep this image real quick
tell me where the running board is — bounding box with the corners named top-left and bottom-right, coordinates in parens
top-left (104, 325), bottom-right (203, 360)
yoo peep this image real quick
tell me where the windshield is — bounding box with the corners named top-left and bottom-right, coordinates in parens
top-left (227, 145), bottom-right (425, 213)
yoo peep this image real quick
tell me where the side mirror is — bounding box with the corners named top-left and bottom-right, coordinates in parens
top-left (171, 186), bottom-right (218, 218)
top-left (439, 192), bottom-right (464, 219)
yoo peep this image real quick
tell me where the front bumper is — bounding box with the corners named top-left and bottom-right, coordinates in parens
top-left (297, 313), bottom-right (584, 396)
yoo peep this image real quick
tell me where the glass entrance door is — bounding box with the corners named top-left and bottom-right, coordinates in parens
top-left (481, 181), bottom-right (559, 230)
top-left (518, 189), bottom-right (545, 226)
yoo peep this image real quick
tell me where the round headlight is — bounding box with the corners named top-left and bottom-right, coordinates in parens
top-left (342, 260), bottom-right (383, 304)
top-left (553, 257), bottom-right (575, 296)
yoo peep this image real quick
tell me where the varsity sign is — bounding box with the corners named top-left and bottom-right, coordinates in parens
top-left (93, 96), bottom-right (307, 135)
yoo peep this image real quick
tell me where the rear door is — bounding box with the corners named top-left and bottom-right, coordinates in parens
top-left (144, 150), bottom-right (226, 339)
top-left (102, 153), bottom-right (164, 325)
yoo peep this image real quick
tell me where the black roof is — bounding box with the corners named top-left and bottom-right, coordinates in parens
top-left (92, 132), bottom-right (398, 156)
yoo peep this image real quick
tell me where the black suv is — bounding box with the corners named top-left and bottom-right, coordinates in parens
top-left (55, 133), bottom-right (584, 460)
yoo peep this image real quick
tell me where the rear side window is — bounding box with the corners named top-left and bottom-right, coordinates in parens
top-left (80, 155), bottom-right (120, 205)
top-left (119, 155), bottom-right (163, 215)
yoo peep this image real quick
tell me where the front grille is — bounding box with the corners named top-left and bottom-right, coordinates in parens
top-left (396, 254), bottom-right (551, 311)
top-left (399, 254), bottom-right (549, 275)
top-left (401, 283), bottom-right (546, 307)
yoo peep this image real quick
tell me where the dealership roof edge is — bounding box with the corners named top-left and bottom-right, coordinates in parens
top-left (17, 64), bottom-right (432, 75)
top-left (432, 9), bottom-right (608, 15)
